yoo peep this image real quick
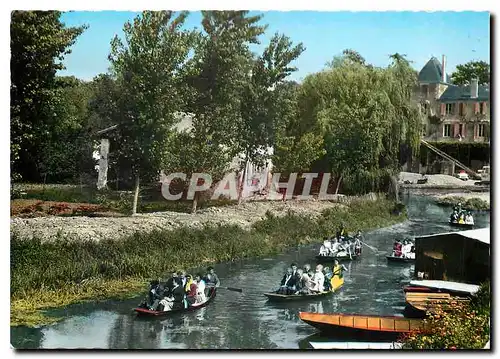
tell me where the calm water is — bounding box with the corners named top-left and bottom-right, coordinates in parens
top-left (11, 194), bottom-right (490, 349)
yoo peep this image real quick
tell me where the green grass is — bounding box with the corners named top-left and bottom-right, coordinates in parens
top-left (435, 196), bottom-right (490, 211)
top-left (11, 198), bottom-right (406, 327)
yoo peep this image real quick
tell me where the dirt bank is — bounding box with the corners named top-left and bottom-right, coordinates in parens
top-left (10, 199), bottom-right (351, 242)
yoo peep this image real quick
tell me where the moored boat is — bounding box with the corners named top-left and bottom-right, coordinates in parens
top-left (405, 292), bottom-right (470, 313)
top-left (134, 287), bottom-right (217, 317)
top-left (408, 280), bottom-right (479, 296)
top-left (298, 312), bottom-right (428, 341)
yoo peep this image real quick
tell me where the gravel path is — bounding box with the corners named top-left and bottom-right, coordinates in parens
top-left (10, 199), bottom-right (349, 242)
top-left (398, 172), bottom-right (480, 188)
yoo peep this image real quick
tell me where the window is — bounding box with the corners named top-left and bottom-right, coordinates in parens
top-left (422, 103), bottom-right (428, 114)
top-left (480, 102), bottom-right (487, 115)
top-left (478, 124), bottom-right (485, 137)
top-left (422, 85), bottom-right (429, 96)
top-left (443, 124), bottom-right (451, 137)
top-left (458, 103), bottom-right (465, 116)
top-left (445, 103), bottom-right (454, 115)
top-left (459, 124), bottom-right (463, 136)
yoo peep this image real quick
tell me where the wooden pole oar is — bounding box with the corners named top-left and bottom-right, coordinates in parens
top-left (208, 285), bottom-right (243, 293)
top-left (361, 241), bottom-right (379, 253)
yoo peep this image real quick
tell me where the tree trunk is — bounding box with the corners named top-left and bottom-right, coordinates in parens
top-left (334, 175), bottom-right (343, 195)
top-left (132, 175), bottom-right (140, 216)
top-left (237, 160), bottom-right (248, 205)
top-left (389, 174), bottom-right (399, 202)
top-left (192, 192), bottom-right (198, 214)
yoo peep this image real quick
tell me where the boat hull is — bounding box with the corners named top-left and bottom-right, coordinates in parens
top-left (315, 254), bottom-right (360, 263)
top-left (265, 277), bottom-right (344, 302)
top-left (299, 312), bottom-right (426, 342)
top-left (134, 287), bottom-right (216, 317)
top-left (386, 255), bottom-right (415, 263)
top-left (449, 221), bottom-right (474, 228)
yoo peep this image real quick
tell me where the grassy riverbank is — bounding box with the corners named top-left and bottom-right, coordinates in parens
top-left (11, 198), bottom-right (406, 327)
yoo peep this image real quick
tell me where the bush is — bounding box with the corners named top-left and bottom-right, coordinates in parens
top-left (401, 282), bottom-right (490, 349)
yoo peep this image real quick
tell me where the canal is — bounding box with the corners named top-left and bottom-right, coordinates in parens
top-left (11, 194), bottom-right (490, 349)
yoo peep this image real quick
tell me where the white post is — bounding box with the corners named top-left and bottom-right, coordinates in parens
top-left (97, 138), bottom-right (110, 190)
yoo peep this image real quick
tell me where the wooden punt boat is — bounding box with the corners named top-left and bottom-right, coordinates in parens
top-left (408, 280), bottom-right (479, 296)
top-left (298, 312), bottom-right (427, 341)
top-left (134, 287), bottom-right (216, 317)
top-left (264, 277), bottom-right (344, 302)
top-left (403, 286), bottom-right (435, 293)
top-left (315, 253), bottom-right (360, 263)
top-left (405, 292), bottom-right (470, 313)
top-left (386, 255), bottom-right (415, 263)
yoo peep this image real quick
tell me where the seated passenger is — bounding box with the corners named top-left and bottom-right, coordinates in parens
top-left (204, 266), bottom-right (221, 288)
top-left (311, 265), bottom-right (325, 292)
top-left (319, 237), bottom-right (332, 256)
top-left (185, 274), bottom-right (197, 306)
top-left (194, 273), bottom-right (207, 304)
top-left (278, 267), bottom-right (296, 294)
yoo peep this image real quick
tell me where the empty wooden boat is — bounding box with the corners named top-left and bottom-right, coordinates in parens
top-left (408, 280), bottom-right (480, 296)
top-left (299, 312), bottom-right (427, 341)
top-left (405, 292), bottom-right (470, 313)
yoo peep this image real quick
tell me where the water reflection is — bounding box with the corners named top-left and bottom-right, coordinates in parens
top-left (10, 195), bottom-right (490, 349)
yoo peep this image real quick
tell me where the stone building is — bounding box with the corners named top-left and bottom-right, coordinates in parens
top-left (417, 55), bottom-right (490, 143)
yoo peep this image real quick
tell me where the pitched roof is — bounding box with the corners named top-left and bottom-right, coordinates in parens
top-left (439, 84), bottom-right (490, 102)
top-left (418, 57), bottom-right (450, 84)
top-left (416, 227), bottom-right (490, 245)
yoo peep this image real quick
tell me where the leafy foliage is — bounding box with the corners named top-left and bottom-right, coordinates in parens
top-left (298, 51), bottom-right (422, 194)
top-left (450, 60), bottom-right (490, 86)
top-left (10, 11), bottom-right (86, 181)
top-left (108, 11), bottom-right (197, 213)
top-left (401, 282), bottom-right (490, 349)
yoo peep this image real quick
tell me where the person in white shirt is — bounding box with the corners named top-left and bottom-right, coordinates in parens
top-left (330, 238), bottom-right (340, 256)
top-left (311, 264), bottom-right (325, 292)
top-left (194, 273), bottom-right (206, 304)
top-left (319, 237), bottom-right (332, 256)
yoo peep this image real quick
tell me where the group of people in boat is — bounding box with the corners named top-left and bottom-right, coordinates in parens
top-left (318, 225), bottom-right (363, 258)
top-left (276, 260), bottom-right (347, 295)
top-left (392, 239), bottom-right (415, 259)
top-left (143, 267), bottom-right (220, 312)
top-left (450, 203), bottom-right (474, 225)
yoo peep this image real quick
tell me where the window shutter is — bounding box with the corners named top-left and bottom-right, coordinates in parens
top-left (454, 123), bottom-right (459, 137)
top-left (474, 124), bottom-right (477, 140)
top-left (475, 103), bottom-right (480, 114)
top-left (463, 123), bottom-right (467, 138)
top-left (441, 103), bottom-right (446, 116)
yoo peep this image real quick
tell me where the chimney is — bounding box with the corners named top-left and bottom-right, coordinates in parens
top-left (471, 78), bottom-right (479, 98)
top-left (441, 55), bottom-right (446, 82)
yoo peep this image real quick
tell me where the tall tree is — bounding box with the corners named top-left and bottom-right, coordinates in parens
top-left (237, 33), bottom-right (305, 202)
top-left (109, 11), bottom-right (196, 214)
top-left (299, 51), bottom-right (421, 196)
top-left (180, 11), bottom-right (267, 209)
top-left (450, 60), bottom-right (490, 85)
top-left (10, 10), bottom-right (86, 181)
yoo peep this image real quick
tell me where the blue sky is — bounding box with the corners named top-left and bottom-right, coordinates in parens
top-left (59, 11), bottom-right (490, 82)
